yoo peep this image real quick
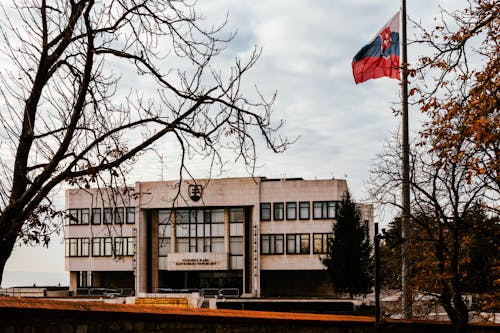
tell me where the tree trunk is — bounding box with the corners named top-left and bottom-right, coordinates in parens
top-left (0, 236), bottom-right (17, 287)
top-left (453, 311), bottom-right (468, 333)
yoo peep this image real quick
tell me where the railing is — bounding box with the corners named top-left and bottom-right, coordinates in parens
top-left (154, 287), bottom-right (239, 298)
top-left (76, 287), bottom-right (134, 297)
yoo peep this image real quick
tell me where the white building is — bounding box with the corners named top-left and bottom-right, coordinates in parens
top-left (64, 177), bottom-right (374, 297)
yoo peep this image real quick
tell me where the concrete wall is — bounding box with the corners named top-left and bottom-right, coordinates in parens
top-left (1, 297), bottom-right (499, 333)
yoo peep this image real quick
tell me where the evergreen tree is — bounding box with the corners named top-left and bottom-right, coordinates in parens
top-left (322, 191), bottom-right (374, 298)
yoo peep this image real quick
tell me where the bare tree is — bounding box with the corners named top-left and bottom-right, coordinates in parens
top-left (369, 133), bottom-right (498, 333)
top-left (0, 0), bottom-right (289, 285)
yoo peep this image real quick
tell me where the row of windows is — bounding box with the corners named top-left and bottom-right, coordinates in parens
top-left (159, 208), bottom-right (245, 225)
top-left (67, 207), bottom-right (135, 225)
top-left (159, 211), bottom-right (243, 238)
top-left (158, 236), bottom-right (244, 256)
top-left (65, 237), bottom-right (135, 257)
top-left (158, 208), bottom-right (245, 254)
top-left (261, 233), bottom-right (332, 255)
top-left (260, 201), bottom-right (337, 221)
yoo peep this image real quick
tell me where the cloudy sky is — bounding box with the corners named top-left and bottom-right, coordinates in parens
top-left (2, 0), bottom-right (465, 287)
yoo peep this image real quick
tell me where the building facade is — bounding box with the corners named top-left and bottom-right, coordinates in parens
top-left (64, 177), bottom-right (374, 297)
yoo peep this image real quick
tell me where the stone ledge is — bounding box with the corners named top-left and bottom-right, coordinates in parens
top-left (0, 297), bottom-right (372, 326)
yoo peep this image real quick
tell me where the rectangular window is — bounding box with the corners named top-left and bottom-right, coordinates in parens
top-left (230, 255), bottom-right (244, 270)
top-left (159, 224), bottom-right (171, 238)
top-left (211, 209), bottom-right (224, 224)
top-left (79, 271), bottom-right (92, 288)
top-left (158, 209), bottom-right (172, 225)
top-left (260, 203), bottom-right (271, 221)
top-left (260, 234), bottom-right (284, 254)
top-left (115, 207), bottom-right (124, 224)
top-left (68, 209), bottom-right (78, 225)
top-left (327, 202), bottom-right (336, 218)
top-left (114, 237), bottom-right (135, 256)
top-left (92, 237), bottom-right (112, 256)
top-left (313, 233), bottom-right (332, 254)
top-left (229, 208), bottom-right (244, 237)
top-left (286, 234), bottom-right (310, 254)
top-left (159, 238), bottom-right (171, 257)
top-left (67, 209), bottom-right (90, 225)
top-left (230, 236), bottom-right (243, 255)
top-left (80, 209), bottom-right (89, 225)
top-left (91, 208), bottom-right (101, 225)
top-left (103, 208), bottom-right (113, 224)
top-left (177, 238), bottom-right (189, 252)
top-left (229, 208), bottom-right (244, 223)
top-left (313, 201), bottom-right (337, 219)
top-left (212, 237), bottom-right (224, 252)
top-left (126, 207), bottom-right (135, 224)
top-left (212, 223), bottom-right (224, 237)
top-left (65, 238), bottom-right (90, 257)
top-left (299, 202), bottom-right (310, 220)
top-left (173, 208), bottom-right (227, 253)
top-left (230, 223), bottom-right (243, 236)
top-left (273, 202), bottom-right (284, 220)
top-left (176, 210), bottom-right (190, 224)
top-left (286, 202), bottom-right (297, 220)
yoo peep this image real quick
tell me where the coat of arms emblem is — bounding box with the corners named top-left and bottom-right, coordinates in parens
top-left (188, 184), bottom-right (202, 202)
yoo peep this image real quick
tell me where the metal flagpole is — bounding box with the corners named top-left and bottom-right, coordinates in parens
top-left (400, 0), bottom-right (412, 319)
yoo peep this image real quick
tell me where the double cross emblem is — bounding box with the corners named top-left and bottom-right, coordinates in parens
top-left (188, 184), bottom-right (202, 202)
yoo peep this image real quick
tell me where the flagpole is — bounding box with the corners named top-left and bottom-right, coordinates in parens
top-left (401, 0), bottom-right (412, 319)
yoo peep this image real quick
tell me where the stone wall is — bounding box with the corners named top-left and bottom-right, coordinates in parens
top-left (0, 297), bottom-right (499, 333)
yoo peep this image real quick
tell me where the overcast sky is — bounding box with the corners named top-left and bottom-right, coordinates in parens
top-left (2, 0), bottom-right (465, 287)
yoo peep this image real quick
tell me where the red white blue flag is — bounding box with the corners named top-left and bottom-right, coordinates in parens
top-left (352, 11), bottom-right (400, 84)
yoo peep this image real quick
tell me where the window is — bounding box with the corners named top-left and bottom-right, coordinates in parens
top-left (212, 237), bottom-right (224, 252)
top-left (177, 238), bottom-right (189, 252)
top-left (126, 207), bottom-right (135, 224)
top-left (260, 234), bottom-right (284, 254)
top-left (229, 208), bottom-right (244, 236)
top-left (68, 209), bottom-right (77, 225)
top-left (91, 208), bottom-right (101, 225)
top-left (229, 209), bottom-right (244, 264)
top-left (159, 209), bottom-right (172, 224)
top-left (313, 201), bottom-right (337, 219)
top-left (175, 208), bottom-right (227, 253)
top-left (286, 202), bottom-right (297, 220)
top-left (78, 271), bottom-right (92, 288)
top-left (273, 202), bottom-right (284, 220)
top-left (103, 208), bottom-right (113, 224)
top-left (92, 237), bottom-right (112, 256)
top-left (115, 207), bottom-right (124, 224)
top-left (260, 203), bottom-right (271, 221)
top-left (286, 234), bottom-right (310, 254)
top-left (115, 237), bottom-right (135, 256)
top-left (229, 208), bottom-right (244, 223)
top-left (67, 209), bottom-right (89, 225)
top-left (230, 237), bottom-right (243, 255)
top-left (299, 202), bottom-right (310, 220)
top-left (313, 233), bottom-right (332, 254)
top-left (230, 223), bottom-right (243, 236)
top-left (159, 238), bottom-right (171, 257)
top-left (65, 238), bottom-right (90, 257)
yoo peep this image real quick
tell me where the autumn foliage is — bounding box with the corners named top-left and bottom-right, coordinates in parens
top-left (414, 0), bottom-right (499, 195)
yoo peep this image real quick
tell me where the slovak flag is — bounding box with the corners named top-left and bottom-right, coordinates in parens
top-left (352, 11), bottom-right (400, 84)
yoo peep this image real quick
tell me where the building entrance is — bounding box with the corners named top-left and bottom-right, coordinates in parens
top-left (158, 270), bottom-right (242, 291)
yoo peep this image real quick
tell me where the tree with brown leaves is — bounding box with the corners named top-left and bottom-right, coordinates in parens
top-left (413, 0), bottom-right (499, 203)
top-left (369, 132), bottom-right (499, 333)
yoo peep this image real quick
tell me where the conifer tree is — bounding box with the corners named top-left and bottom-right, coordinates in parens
top-left (322, 191), bottom-right (373, 298)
